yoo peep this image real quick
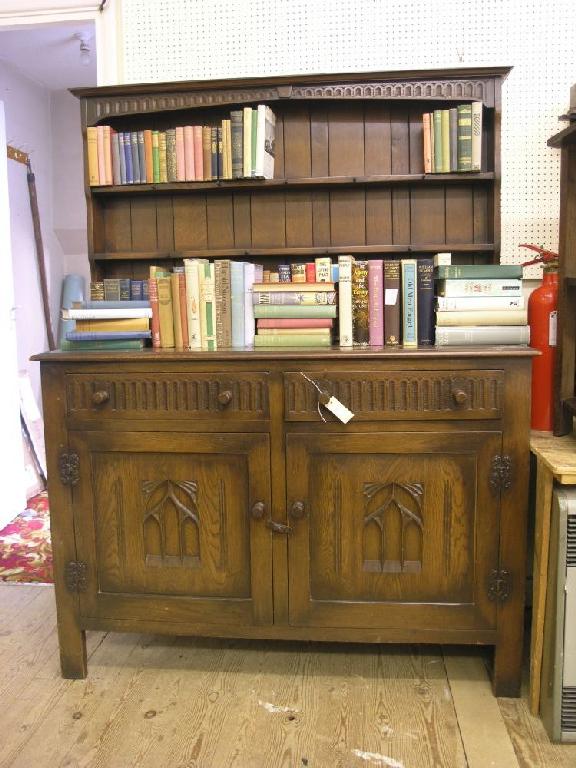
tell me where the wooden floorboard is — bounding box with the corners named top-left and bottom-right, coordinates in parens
top-left (0, 585), bottom-right (574, 768)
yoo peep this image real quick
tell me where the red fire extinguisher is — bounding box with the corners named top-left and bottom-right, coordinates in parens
top-left (521, 244), bottom-right (559, 431)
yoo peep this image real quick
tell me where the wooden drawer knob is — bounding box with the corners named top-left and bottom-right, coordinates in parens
top-left (251, 501), bottom-right (265, 519)
top-left (290, 501), bottom-right (306, 519)
top-left (92, 390), bottom-right (109, 405)
top-left (217, 390), bottom-right (233, 406)
top-left (452, 389), bottom-right (468, 405)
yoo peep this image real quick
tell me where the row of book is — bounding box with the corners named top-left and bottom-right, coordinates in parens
top-left (87, 105), bottom-right (275, 187)
top-left (423, 102), bottom-right (482, 174)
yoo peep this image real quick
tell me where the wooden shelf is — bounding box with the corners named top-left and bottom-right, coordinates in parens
top-left (92, 243), bottom-right (496, 261)
top-left (90, 172), bottom-right (495, 195)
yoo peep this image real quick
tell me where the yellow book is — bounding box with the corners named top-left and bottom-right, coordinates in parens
top-left (158, 131), bottom-right (168, 183)
top-left (86, 127), bottom-right (99, 185)
top-left (75, 317), bottom-right (150, 332)
top-left (156, 277), bottom-right (175, 348)
top-left (171, 273), bottom-right (184, 350)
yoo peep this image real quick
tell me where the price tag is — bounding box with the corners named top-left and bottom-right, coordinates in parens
top-left (323, 396), bottom-right (354, 424)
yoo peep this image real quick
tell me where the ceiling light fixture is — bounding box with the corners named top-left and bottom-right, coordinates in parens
top-left (74, 33), bottom-right (91, 66)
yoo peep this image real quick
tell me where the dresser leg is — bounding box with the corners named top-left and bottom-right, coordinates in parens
top-left (58, 621), bottom-right (87, 679)
top-left (492, 636), bottom-right (522, 697)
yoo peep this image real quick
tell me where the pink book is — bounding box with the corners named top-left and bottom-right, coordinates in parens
top-left (183, 126), bottom-right (195, 181)
top-left (103, 125), bottom-right (113, 185)
top-left (256, 318), bottom-right (333, 329)
top-left (368, 259), bottom-right (384, 346)
top-left (193, 126), bottom-right (203, 181)
top-left (175, 127), bottom-right (185, 181)
top-left (96, 125), bottom-right (106, 185)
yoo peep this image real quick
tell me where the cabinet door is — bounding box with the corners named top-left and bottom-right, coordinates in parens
top-left (286, 431), bottom-right (501, 631)
top-left (70, 431), bottom-right (272, 626)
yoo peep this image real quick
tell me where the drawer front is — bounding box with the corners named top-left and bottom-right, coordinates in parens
top-left (284, 370), bottom-right (504, 421)
top-left (66, 372), bottom-right (269, 421)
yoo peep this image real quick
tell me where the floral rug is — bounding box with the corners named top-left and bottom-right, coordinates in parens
top-left (0, 491), bottom-right (53, 583)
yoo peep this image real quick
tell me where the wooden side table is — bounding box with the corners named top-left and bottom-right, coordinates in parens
top-left (529, 432), bottom-right (576, 714)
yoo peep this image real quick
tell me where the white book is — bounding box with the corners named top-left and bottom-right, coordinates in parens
top-left (437, 278), bottom-right (522, 297)
top-left (436, 295), bottom-right (525, 311)
top-left (230, 261), bottom-right (245, 348)
top-left (338, 254), bottom-right (353, 347)
top-left (198, 261), bottom-right (216, 351)
top-left (436, 309), bottom-right (527, 327)
top-left (243, 262), bottom-right (256, 346)
top-left (62, 307), bottom-right (152, 319)
top-left (433, 252), bottom-right (452, 267)
top-left (471, 101), bottom-right (483, 172)
top-left (253, 105), bottom-right (266, 178)
top-left (435, 325), bottom-right (530, 346)
top-left (243, 107), bottom-right (252, 178)
top-left (184, 259), bottom-right (202, 349)
top-left (263, 106), bottom-right (276, 180)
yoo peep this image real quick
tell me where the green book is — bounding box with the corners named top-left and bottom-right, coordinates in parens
top-left (441, 110), bottom-right (450, 173)
top-left (152, 130), bottom-right (160, 183)
top-left (254, 334), bottom-right (331, 347)
top-left (433, 110), bottom-right (443, 173)
top-left (253, 305), bottom-right (337, 319)
top-left (457, 104), bottom-right (472, 171)
top-left (435, 264), bottom-right (523, 279)
top-left (60, 339), bottom-right (145, 351)
top-left (251, 107), bottom-right (258, 177)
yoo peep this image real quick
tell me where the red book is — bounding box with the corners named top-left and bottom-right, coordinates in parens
top-left (96, 125), bottom-right (106, 185)
top-left (423, 112), bottom-right (432, 173)
top-left (193, 126), bottom-right (203, 181)
top-left (178, 272), bottom-right (189, 349)
top-left (148, 278), bottom-right (161, 349)
top-left (175, 127), bottom-right (185, 181)
top-left (368, 259), bottom-right (384, 346)
top-left (256, 318), bottom-right (333, 328)
top-left (144, 130), bottom-right (153, 183)
top-left (183, 126), bottom-right (195, 181)
top-left (305, 263), bottom-right (316, 282)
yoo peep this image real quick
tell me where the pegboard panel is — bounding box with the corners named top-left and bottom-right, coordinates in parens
top-left (119, 0), bottom-right (575, 278)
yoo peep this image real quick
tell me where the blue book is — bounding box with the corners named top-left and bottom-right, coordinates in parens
top-left (111, 130), bottom-right (121, 185)
top-left (230, 261), bottom-right (245, 348)
top-left (401, 259), bottom-right (418, 347)
top-left (81, 300), bottom-right (150, 309)
top-left (331, 263), bottom-right (339, 283)
top-left (66, 330), bottom-right (152, 341)
top-left (137, 131), bottom-right (146, 184)
top-left (124, 132), bottom-right (133, 183)
top-left (130, 280), bottom-right (144, 300)
top-left (131, 132), bottom-right (140, 183)
top-left (118, 132), bottom-right (127, 184)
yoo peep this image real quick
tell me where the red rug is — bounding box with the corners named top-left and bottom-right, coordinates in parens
top-left (0, 491), bottom-right (53, 583)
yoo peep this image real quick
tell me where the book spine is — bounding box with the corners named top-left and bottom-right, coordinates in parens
top-left (64, 307), bottom-right (152, 320)
top-left (290, 263), bottom-right (307, 283)
top-left (337, 255), bottom-right (353, 347)
top-left (119, 278), bottom-right (131, 301)
top-left (244, 262), bottom-right (256, 346)
top-left (137, 131), bottom-right (146, 184)
top-left (151, 130), bottom-right (160, 183)
top-left (422, 113), bottom-right (431, 173)
top-left (253, 291), bottom-right (336, 305)
top-left (368, 259), bottom-right (384, 346)
top-left (253, 282), bottom-right (335, 292)
top-left (351, 260), bottom-right (369, 345)
top-left (217, 125), bottom-right (223, 180)
top-left (183, 259), bottom-right (201, 349)
top-left (441, 110), bottom-right (450, 173)
top-left (383, 259), bottom-right (401, 345)
top-left (166, 128), bottom-right (177, 182)
top-left (158, 131), bottom-right (167, 183)
top-left (457, 104), bottom-right (472, 171)
top-left (131, 131), bottom-right (140, 184)
top-left (437, 279), bottom-right (523, 296)
top-left (257, 318), bottom-right (333, 329)
top-left (435, 325), bottom-right (530, 346)
top-left (66, 331), bottom-right (151, 341)
top-left (82, 300), bottom-right (150, 310)
top-left (429, 112), bottom-right (435, 173)
top-left (184, 125), bottom-right (195, 181)
top-left (471, 102), bottom-right (483, 171)
top-left (111, 130), bottom-right (121, 185)
top-left (263, 106), bottom-right (276, 180)
top-left (435, 264), bottom-right (523, 279)
top-left (251, 108), bottom-right (258, 177)
top-left (449, 108), bottom-right (458, 173)
top-left (202, 125), bottom-right (212, 181)
top-left (254, 334), bottom-right (331, 347)
top-left (90, 282), bottom-right (105, 301)
top-left (225, 119), bottom-right (233, 179)
top-left (211, 126), bottom-right (218, 179)
top-left (416, 257), bottom-right (435, 345)
top-left (230, 261), bottom-right (245, 348)
top-left (175, 126), bottom-right (186, 181)
top-left (170, 273), bottom-right (184, 349)
top-left (433, 110), bottom-right (443, 174)
top-left (314, 257), bottom-right (332, 283)
top-left (304, 263), bottom-right (315, 282)
top-left (97, 125), bottom-right (106, 184)
top-left (103, 278), bottom-right (121, 302)
top-left (144, 129), bottom-right (153, 183)
top-left (199, 262), bottom-right (216, 350)
top-left (118, 132), bottom-right (126, 184)
top-left (156, 277), bottom-right (175, 348)
top-left (103, 125), bottom-right (113, 185)
top-left (215, 260), bottom-right (232, 348)
top-left (257, 328), bottom-right (331, 336)
top-left (401, 259), bottom-right (418, 347)
top-left (193, 125), bottom-right (203, 181)
top-left (436, 295), bottom-right (525, 311)
top-left (230, 110), bottom-right (243, 179)
top-left (243, 107), bottom-right (252, 177)
top-left (254, 104), bottom-right (266, 177)
top-left (124, 132), bottom-right (133, 183)
top-left (61, 339), bottom-right (144, 351)
top-left (74, 318), bottom-right (149, 333)
top-left (436, 309), bottom-right (527, 326)
top-left (86, 126), bottom-right (99, 185)
top-left (253, 305), bottom-right (337, 319)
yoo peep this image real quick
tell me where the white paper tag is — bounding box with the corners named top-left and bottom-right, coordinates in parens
top-left (384, 288), bottom-right (398, 305)
top-left (549, 310), bottom-right (557, 346)
top-left (323, 396), bottom-right (354, 424)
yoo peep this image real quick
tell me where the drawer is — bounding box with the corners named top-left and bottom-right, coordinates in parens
top-left (284, 370), bottom-right (504, 421)
top-left (66, 372), bottom-right (269, 421)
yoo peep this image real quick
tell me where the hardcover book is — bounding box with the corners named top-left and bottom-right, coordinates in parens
top-left (471, 101), bottom-right (483, 171)
top-left (111, 130), bottom-right (121, 185)
top-left (158, 131), bottom-right (168, 183)
top-left (123, 131), bottom-right (133, 183)
top-left (202, 125), bottom-right (212, 181)
top-left (252, 291), bottom-right (336, 305)
top-left (193, 125), bottom-right (203, 181)
top-left (457, 104), bottom-right (473, 171)
top-left (230, 261), bottom-right (245, 348)
top-left (436, 295), bottom-right (525, 311)
top-left (314, 257), bottom-right (332, 283)
top-left (243, 262), bottom-right (256, 346)
top-left (436, 309), bottom-right (528, 326)
top-left (435, 325), bottom-right (530, 346)
top-left (368, 259), bottom-right (384, 346)
top-left (435, 264), bottom-right (523, 279)
top-left (215, 259), bottom-right (232, 348)
top-left (263, 106), bottom-right (276, 179)
top-left (137, 131), bottom-right (146, 184)
top-left (66, 331), bottom-right (151, 341)
top-left (433, 110), bottom-right (443, 174)
top-left (130, 131), bottom-right (140, 184)
top-left (437, 278), bottom-right (523, 297)
top-left (253, 305), bottom-right (337, 319)
top-left (199, 261), bottom-right (216, 350)
top-left (230, 110), bottom-right (243, 179)
top-left (252, 282), bottom-right (335, 292)
top-left (441, 110), bottom-right (450, 173)
top-left (243, 107), bottom-right (252, 177)
top-left (257, 318), bottom-right (333, 329)
top-left (144, 129), bottom-right (153, 182)
top-left (170, 273), bottom-right (184, 349)
top-left (338, 255), bottom-right (353, 347)
top-left (166, 128), bottom-right (177, 182)
top-left (156, 276), bottom-right (175, 349)
top-left (175, 126), bottom-right (185, 182)
top-left (151, 130), bottom-right (159, 183)
top-left (383, 259), bottom-right (401, 345)
top-left (352, 260), bottom-right (369, 345)
top-left (86, 126), bottom-right (99, 185)
top-left (401, 259), bottom-right (418, 348)
top-left (422, 113), bottom-right (432, 173)
top-left (416, 257), bottom-right (435, 345)
top-left (184, 259), bottom-right (202, 349)
top-left (118, 132), bottom-right (127, 184)
top-left (103, 279), bottom-right (121, 302)
top-left (254, 334), bottom-right (331, 347)
top-left (184, 125), bottom-right (195, 181)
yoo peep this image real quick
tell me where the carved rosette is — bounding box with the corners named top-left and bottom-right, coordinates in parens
top-left (487, 569), bottom-right (512, 603)
top-left (489, 455), bottom-right (513, 492)
top-left (59, 451), bottom-right (80, 486)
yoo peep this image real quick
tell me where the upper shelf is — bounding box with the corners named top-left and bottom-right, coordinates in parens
top-left (90, 172), bottom-right (496, 195)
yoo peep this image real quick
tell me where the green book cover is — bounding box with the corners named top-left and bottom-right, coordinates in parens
top-left (254, 334), bottom-right (331, 347)
top-left (152, 130), bottom-right (160, 183)
top-left (441, 110), bottom-right (450, 173)
top-left (433, 110), bottom-right (443, 173)
top-left (457, 104), bottom-right (472, 171)
top-left (251, 107), bottom-right (258, 177)
top-left (253, 305), bottom-right (337, 319)
top-left (435, 264), bottom-right (523, 279)
top-left (59, 339), bottom-right (145, 351)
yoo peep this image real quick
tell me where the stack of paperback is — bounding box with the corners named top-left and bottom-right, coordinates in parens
top-left (61, 297), bottom-right (152, 350)
top-left (254, 258), bottom-right (336, 347)
top-left (435, 261), bottom-right (529, 346)
top-left (87, 104), bottom-right (275, 186)
top-left (422, 102), bottom-right (482, 173)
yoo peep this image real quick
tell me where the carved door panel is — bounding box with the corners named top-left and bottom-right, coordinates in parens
top-left (70, 431), bottom-right (272, 626)
top-left (286, 431), bottom-right (501, 631)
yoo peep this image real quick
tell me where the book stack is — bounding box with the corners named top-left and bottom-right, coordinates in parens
top-left (61, 298), bottom-right (152, 350)
top-left (87, 104), bottom-right (275, 186)
top-left (254, 258), bottom-right (336, 347)
top-left (434, 260), bottom-right (529, 346)
top-left (422, 102), bottom-right (482, 173)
